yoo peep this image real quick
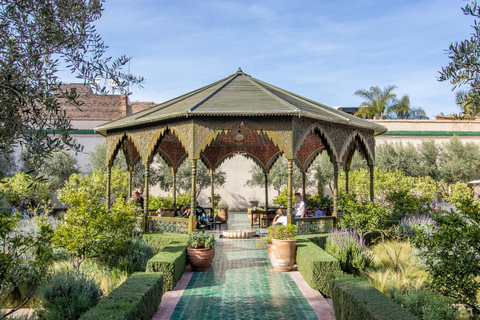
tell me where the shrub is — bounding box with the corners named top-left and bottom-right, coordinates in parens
top-left (146, 238), bottom-right (188, 292)
top-left (305, 194), bottom-right (333, 210)
top-left (79, 272), bottom-right (163, 320)
top-left (388, 287), bottom-right (459, 320)
top-left (187, 231), bottom-right (215, 249)
top-left (149, 195), bottom-right (173, 210)
top-left (257, 224), bottom-right (297, 247)
top-left (397, 215), bottom-right (436, 239)
top-left (40, 273), bottom-right (102, 320)
top-left (296, 240), bottom-right (341, 297)
top-left (325, 228), bottom-right (373, 274)
top-left (330, 277), bottom-right (418, 320)
top-left (217, 203), bottom-right (229, 209)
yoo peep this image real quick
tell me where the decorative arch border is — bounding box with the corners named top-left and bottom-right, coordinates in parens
top-left (201, 151), bottom-right (270, 172)
top-left (193, 120), bottom-right (291, 159)
top-left (157, 149), bottom-right (188, 173)
top-left (293, 123), bottom-right (339, 164)
top-left (295, 147), bottom-right (326, 172)
top-left (339, 131), bottom-right (375, 167)
top-left (107, 133), bottom-right (143, 167)
top-left (265, 151), bottom-right (284, 173)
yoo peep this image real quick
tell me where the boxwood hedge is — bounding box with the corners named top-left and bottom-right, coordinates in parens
top-left (330, 277), bottom-right (418, 320)
top-left (296, 239), bottom-right (341, 297)
top-left (79, 272), bottom-right (163, 320)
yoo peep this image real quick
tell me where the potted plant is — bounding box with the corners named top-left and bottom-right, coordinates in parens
top-left (217, 204), bottom-right (229, 223)
top-left (248, 206), bottom-right (263, 223)
top-left (258, 224), bottom-right (297, 271)
top-left (186, 231), bottom-right (216, 271)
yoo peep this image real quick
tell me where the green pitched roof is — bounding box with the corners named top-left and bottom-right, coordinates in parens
top-left (95, 69), bottom-right (387, 134)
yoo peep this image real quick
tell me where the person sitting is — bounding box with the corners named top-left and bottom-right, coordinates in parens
top-left (195, 201), bottom-right (206, 218)
top-left (156, 208), bottom-right (165, 217)
top-left (132, 191), bottom-right (143, 209)
top-left (314, 205), bottom-right (324, 217)
top-left (196, 212), bottom-right (208, 229)
top-left (20, 206), bottom-right (31, 218)
top-left (11, 203), bottom-right (20, 215)
top-left (273, 209), bottom-right (287, 226)
top-left (183, 206), bottom-right (191, 218)
top-left (175, 205), bottom-right (186, 217)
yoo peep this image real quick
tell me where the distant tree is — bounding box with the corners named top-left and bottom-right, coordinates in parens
top-left (0, 0), bottom-right (144, 171)
top-left (455, 89), bottom-right (480, 117)
top-left (354, 85), bottom-right (397, 119)
top-left (438, 136), bottom-right (480, 184)
top-left (310, 152), bottom-right (334, 196)
top-left (0, 152), bottom-right (16, 180)
top-left (418, 139), bottom-right (440, 180)
top-left (386, 94), bottom-right (429, 119)
top-left (375, 142), bottom-right (423, 177)
top-left (173, 161), bottom-right (226, 198)
top-left (21, 150), bottom-right (80, 191)
top-left (246, 156), bottom-right (304, 195)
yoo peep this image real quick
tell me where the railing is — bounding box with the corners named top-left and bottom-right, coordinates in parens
top-left (142, 215), bottom-right (196, 235)
top-left (292, 216), bottom-right (336, 234)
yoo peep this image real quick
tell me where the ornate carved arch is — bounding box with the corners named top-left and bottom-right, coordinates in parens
top-left (294, 123), bottom-right (339, 165)
top-left (106, 133), bottom-right (143, 168)
top-left (193, 120), bottom-right (291, 159)
top-left (340, 131), bottom-right (375, 167)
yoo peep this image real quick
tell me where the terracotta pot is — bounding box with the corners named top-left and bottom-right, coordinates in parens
top-left (218, 208), bottom-right (228, 223)
top-left (250, 201), bottom-right (259, 207)
top-left (248, 213), bottom-right (258, 223)
top-left (187, 247), bottom-right (215, 271)
top-left (270, 239), bottom-right (296, 272)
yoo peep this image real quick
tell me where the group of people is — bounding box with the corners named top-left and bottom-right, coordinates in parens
top-left (272, 192), bottom-right (331, 226)
top-left (11, 203), bottom-right (32, 218)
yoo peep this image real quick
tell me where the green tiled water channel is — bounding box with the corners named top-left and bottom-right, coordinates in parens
top-left (171, 212), bottom-right (317, 320)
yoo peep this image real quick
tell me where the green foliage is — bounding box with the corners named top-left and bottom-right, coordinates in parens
top-left (325, 228), bottom-right (373, 274)
top-left (296, 233), bottom-right (329, 249)
top-left (438, 136), bottom-right (480, 184)
top-left (0, 0), bottom-right (143, 171)
top-left (39, 273), bottom-right (102, 320)
top-left (79, 272), bottom-right (163, 320)
top-left (296, 240), bottom-right (341, 297)
top-left (149, 195), bottom-right (173, 210)
top-left (330, 277), bottom-right (418, 320)
top-left (0, 152), bottom-right (16, 180)
top-left (246, 156), bottom-right (305, 194)
top-left (0, 172), bottom-right (52, 206)
top-left (305, 194), bottom-right (333, 210)
top-left (412, 197), bottom-right (480, 319)
top-left (0, 214), bottom-right (54, 317)
top-left (272, 188), bottom-right (296, 207)
top-left (54, 170), bottom-right (137, 276)
top-left (388, 287), bottom-right (459, 320)
top-left (310, 151), bottom-right (334, 196)
top-left (338, 194), bottom-right (390, 237)
top-left (187, 231), bottom-right (216, 249)
top-left (445, 182), bottom-right (476, 207)
top-left (142, 234), bottom-right (182, 254)
top-left (145, 237), bottom-right (188, 292)
top-left (354, 85), bottom-right (398, 119)
top-left (217, 203), bottom-right (229, 209)
top-left (21, 150), bottom-right (80, 191)
top-left (58, 169), bottom-right (128, 206)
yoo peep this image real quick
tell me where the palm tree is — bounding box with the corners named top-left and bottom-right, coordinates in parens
top-left (388, 95), bottom-right (411, 119)
top-left (456, 89), bottom-right (480, 117)
top-left (354, 85), bottom-right (397, 119)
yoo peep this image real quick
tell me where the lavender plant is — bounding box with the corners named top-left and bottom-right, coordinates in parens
top-left (398, 215), bottom-right (436, 238)
top-left (325, 228), bottom-right (373, 274)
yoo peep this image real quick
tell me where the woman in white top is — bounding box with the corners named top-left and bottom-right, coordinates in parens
top-left (273, 209), bottom-right (287, 226)
top-left (294, 193), bottom-right (308, 218)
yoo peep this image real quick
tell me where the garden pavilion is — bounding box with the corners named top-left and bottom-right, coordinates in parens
top-left (95, 68), bottom-right (387, 229)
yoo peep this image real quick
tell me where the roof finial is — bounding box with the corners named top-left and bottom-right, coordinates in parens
top-left (237, 67), bottom-right (243, 74)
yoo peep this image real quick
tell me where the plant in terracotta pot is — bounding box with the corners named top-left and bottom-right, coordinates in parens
top-left (248, 206), bottom-right (263, 223)
top-left (262, 224), bottom-right (298, 272)
top-left (217, 204), bottom-right (229, 223)
top-left (186, 231), bottom-right (216, 271)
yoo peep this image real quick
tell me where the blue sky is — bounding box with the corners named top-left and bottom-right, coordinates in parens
top-left (62, 0), bottom-right (474, 118)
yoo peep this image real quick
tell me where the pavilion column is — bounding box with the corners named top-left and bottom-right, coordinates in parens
top-left (333, 163), bottom-right (339, 219)
top-left (128, 168), bottom-right (133, 200)
top-left (209, 168), bottom-right (214, 210)
top-left (301, 171), bottom-right (307, 201)
top-left (143, 162), bottom-right (150, 232)
top-left (171, 167), bottom-right (177, 210)
top-left (369, 164), bottom-right (374, 201)
top-left (287, 159), bottom-right (294, 217)
top-left (264, 171), bottom-right (268, 211)
top-left (106, 165), bottom-right (112, 209)
top-left (190, 159), bottom-right (197, 212)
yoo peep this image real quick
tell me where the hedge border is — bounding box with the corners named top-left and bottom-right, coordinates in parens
top-left (79, 272), bottom-right (163, 320)
top-left (330, 277), bottom-right (418, 320)
top-left (296, 239), bottom-right (341, 297)
top-left (145, 236), bottom-right (188, 292)
top-left (296, 233), bottom-right (329, 249)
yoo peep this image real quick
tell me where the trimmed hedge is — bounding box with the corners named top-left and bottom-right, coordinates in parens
top-left (296, 240), bottom-right (341, 297)
top-left (79, 272), bottom-right (163, 320)
top-left (146, 237), bottom-right (188, 292)
top-left (330, 278), bottom-right (418, 320)
top-left (296, 233), bottom-right (329, 249)
top-left (142, 233), bottom-right (185, 254)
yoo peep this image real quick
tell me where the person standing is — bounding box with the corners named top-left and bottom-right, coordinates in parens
top-left (294, 193), bottom-right (307, 218)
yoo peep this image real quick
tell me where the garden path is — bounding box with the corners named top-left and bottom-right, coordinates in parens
top-left (152, 212), bottom-right (335, 320)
